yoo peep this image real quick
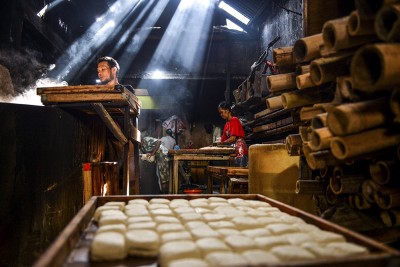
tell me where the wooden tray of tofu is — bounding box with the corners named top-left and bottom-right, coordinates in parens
top-left (32, 194), bottom-right (400, 267)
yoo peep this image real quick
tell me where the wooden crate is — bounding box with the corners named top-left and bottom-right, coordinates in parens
top-left (33, 194), bottom-right (400, 267)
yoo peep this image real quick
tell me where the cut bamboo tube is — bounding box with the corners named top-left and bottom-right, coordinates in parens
top-left (267, 73), bottom-right (297, 94)
top-left (295, 179), bottom-right (327, 195)
top-left (265, 95), bottom-right (284, 110)
top-left (310, 53), bottom-right (352, 86)
top-left (293, 34), bottom-right (323, 63)
top-left (330, 127), bottom-right (400, 160)
top-left (299, 126), bottom-right (312, 142)
top-left (299, 106), bottom-right (323, 122)
top-left (295, 64), bottom-right (310, 75)
top-left (374, 187), bottom-right (400, 209)
top-left (273, 46), bottom-right (294, 66)
top-left (311, 113), bottom-right (328, 129)
top-left (319, 166), bottom-right (332, 178)
top-left (351, 43), bottom-right (400, 92)
top-left (327, 98), bottom-right (392, 136)
top-left (348, 10), bottom-right (376, 36)
top-left (305, 149), bottom-right (344, 170)
top-left (322, 16), bottom-right (378, 52)
top-left (310, 127), bottom-right (333, 151)
top-left (281, 86), bottom-right (335, 110)
top-left (362, 179), bottom-right (379, 203)
top-left (329, 174), bottom-right (366, 194)
top-left (354, 194), bottom-right (372, 210)
top-left (375, 4), bottom-right (400, 42)
top-left (336, 76), bottom-right (361, 101)
top-left (296, 73), bottom-right (316, 89)
top-left (326, 185), bottom-right (340, 205)
top-left (391, 88), bottom-right (400, 123)
top-left (285, 134), bottom-right (302, 156)
top-left (369, 160), bottom-right (400, 185)
top-left (380, 209), bottom-right (400, 227)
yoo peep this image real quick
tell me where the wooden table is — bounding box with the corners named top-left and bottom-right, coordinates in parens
top-left (168, 148), bottom-right (235, 194)
top-left (37, 85), bottom-right (141, 195)
top-left (207, 166), bottom-right (248, 194)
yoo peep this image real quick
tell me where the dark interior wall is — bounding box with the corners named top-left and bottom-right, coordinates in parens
top-left (0, 103), bottom-right (99, 266)
top-left (260, 0), bottom-right (304, 52)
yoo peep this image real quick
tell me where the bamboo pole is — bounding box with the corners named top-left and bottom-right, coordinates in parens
top-left (354, 194), bottom-right (372, 210)
top-left (347, 10), bottom-right (376, 36)
top-left (299, 103), bottom-right (334, 122)
top-left (375, 4), bottom-right (400, 42)
top-left (265, 95), bottom-right (284, 110)
top-left (299, 127), bottom-right (312, 142)
top-left (311, 113), bottom-right (328, 129)
top-left (329, 174), bottom-right (366, 194)
top-left (273, 46), bottom-right (294, 67)
top-left (326, 98), bottom-right (392, 136)
top-left (310, 53), bottom-right (352, 86)
top-left (285, 134), bottom-right (303, 156)
top-left (306, 149), bottom-right (344, 170)
top-left (330, 127), bottom-right (400, 160)
top-left (374, 187), bottom-right (400, 209)
top-left (351, 44), bottom-right (400, 92)
top-left (266, 72), bottom-right (297, 94)
top-left (295, 64), bottom-right (310, 75)
top-left (296, 73), bottom-right (316, 89)
top-left (293, 34), bottom-right (324, 63)
top-left (281, 86), bottom-right (335, 110)
top-left (310, 127), bottom-right (333, 151)
top-left (336, 76), bottom-right (361, 102)
top-left (295, 179), bottom-right (327, 195)
top-left (322, 16), bottom-right (377, 52)
top-left (380, 209), bottom-right (400, 227)
top-left (369, 160), bottom-right (400, 185)
top-left (362, 179), bottom-right (379, 204)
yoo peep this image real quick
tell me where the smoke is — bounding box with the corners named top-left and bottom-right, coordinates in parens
top-left (0, 47), bottom-right (66, 105)
top-left (0, 47), bottom-right (49, 95)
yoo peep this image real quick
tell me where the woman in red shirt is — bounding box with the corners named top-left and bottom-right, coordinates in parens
top-left (218, 101), bottom-right (248, 167)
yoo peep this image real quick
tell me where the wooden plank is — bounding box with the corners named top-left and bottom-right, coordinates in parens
top-left (91, 103), bottom-right (128, 144)
top-left (32, 197), bottom-right (97, 267)
top-left (37, 85), bottom-right (115, 95)
top-left (41, 92), bottom-right (129, 103)
top-left (253, 117), bottom-right (293, 133)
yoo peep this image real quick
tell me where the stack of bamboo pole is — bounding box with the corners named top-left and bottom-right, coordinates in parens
top-left (280, 0), bottom-right (400, 236)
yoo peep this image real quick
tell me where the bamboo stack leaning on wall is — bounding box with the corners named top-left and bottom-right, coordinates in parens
top-left (258, 1), bottom-right (400, 237)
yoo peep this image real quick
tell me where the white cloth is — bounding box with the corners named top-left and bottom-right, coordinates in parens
top-left (160, 135), bottom-right (176, 150)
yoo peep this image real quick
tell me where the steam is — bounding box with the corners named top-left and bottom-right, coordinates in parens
top-left (0, 47), bottom-right (61, 105)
